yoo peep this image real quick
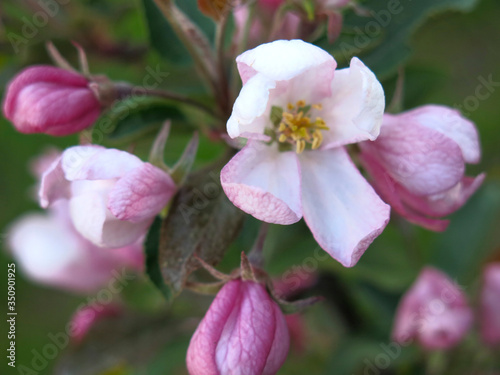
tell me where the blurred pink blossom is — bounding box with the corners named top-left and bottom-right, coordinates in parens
top-left (222, 40), bottom-right (389, 267)
top-left (187, 279), bottom-right (289, 375)
top-left (392, 267), bottom-right (473, 350)
top-left (39, 145), bottom-right (176, 248)
top-left (360, 105), bottom-right (484, 231)
top-left (8, 201), bottom-right (143, 294)
top-left (480, 263), bottom-right (500, 346)
top-left (2, 66), bottom-right (101, 136)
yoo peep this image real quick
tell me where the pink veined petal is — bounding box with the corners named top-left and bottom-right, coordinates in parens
top-left (364, 115), bottom-right (465, 196)
top-left (221, 141), bottom-right (302, 225)
top-left (227, 74), bottom-right (276, 139)
top-left (321, 57), bottom-right (385, 149)
top-left (402, 105), bottom-right (481, 164)
top-left (262, 303), bottom-right (290, 375)
top-left (2, 65), bottom-right (90, 118)
top-left (236, 39), bottom-right (336, 86)
top-left (187, 280), bottom-right (243, 375)
top-left (69, 181), bottom-right (151, 248)
top-left (398, 174), bottom-right (485, 218)
top-left (215, 282), bottom-right (278, 375)
top-left (299, 147), bottom-right (390, 267)
top-left (11, 83), bottom-right (100, 136)
top-left (61, 146), bottom-right (143, 181)
top-left (359, 152), bottom-right (450, 232)
top-left (108, 163), bottom-right (176, 223)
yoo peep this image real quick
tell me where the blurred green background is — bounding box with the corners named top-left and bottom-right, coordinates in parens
top-left (1, 0), bottom-right (499, 374)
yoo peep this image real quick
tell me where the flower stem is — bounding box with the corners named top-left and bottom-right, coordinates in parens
top-left (113, 82), bottom-right (221, 119)
top-left (152, 0), bottom-right (218, 95)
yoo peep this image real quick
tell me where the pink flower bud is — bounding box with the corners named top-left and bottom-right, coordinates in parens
top-left (39, 145), bottom-right (176, 248)
top-left (2, 66), bottom-right (101, 136)
top-left (187, 279), bottom-right (290, 375)
top-left (480, 263), bottom-right (500, 346)
top-left (392, 267), bottom-right (473, 350)
top-left (360, 105), bottom-right (484, 231)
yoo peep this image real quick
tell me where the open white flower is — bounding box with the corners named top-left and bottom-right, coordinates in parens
top-left (222, 40), bottom-right (389, 267)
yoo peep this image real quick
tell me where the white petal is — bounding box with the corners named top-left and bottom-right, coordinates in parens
top-left (321, 57), bottom-right (385, 148)
top-left (300, 147), bottom-right (390, 267)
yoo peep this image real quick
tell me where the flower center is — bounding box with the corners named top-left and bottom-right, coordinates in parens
top-left (269, 100), bottom-right (329, 154)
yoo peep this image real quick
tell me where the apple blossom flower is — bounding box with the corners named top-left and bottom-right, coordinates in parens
top-left (39, 145), bottom-right (176, 248)
top-left (2, 66), bottom-right (101, 136)
top-left (8, 201), bottom-right (143, 294)
top-left (359, 105), bottom-right (485, 231)
top-left (221, 39), bottom-right (389, 267)
top-left (186, 279), bottom-right (289, 375)
top-left (392, 267), bottom-right (473, 350)
top-left (479, 263), bottom-right (500, 346)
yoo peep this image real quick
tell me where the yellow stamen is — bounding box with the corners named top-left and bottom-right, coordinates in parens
top-left (275, 101), bottom-right (328, 153)
top-left (296, 139), bottom-right (306, 154)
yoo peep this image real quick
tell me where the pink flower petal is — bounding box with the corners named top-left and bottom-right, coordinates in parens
top-left (39, 153), bottom-right (70, 208)
top-left (108, 163), bottom-right (176, 223)
top-left (321, 57), bottom-right (385, 149)
top-left (402, 105), bottom-right (481, 164)
top-left (61, 146), bottom-right (143, 181)
top-left (69, 182), bottom-right (151, 248)
top-left (363, 114), bottom-right (465, 196)
top-left (398, 174), bottom-right (485, 218)
top-left (299, 147), bottom-right (390, 267)
top-left (221, 141), bottom-right (302, 225)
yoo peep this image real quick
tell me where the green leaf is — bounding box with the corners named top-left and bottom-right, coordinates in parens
top-left (140, 0), bottom-right (215, 64)
top-left (158, 156), bottom-right (245, 297)
top-left (323, 0), bottom-right (480, 78)
top-left (97, 96), bottom-right (186, 141)
top-left (145, 217), bottom-right (173, 302)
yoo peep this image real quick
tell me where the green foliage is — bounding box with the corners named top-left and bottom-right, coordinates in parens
top-left (141, 0), bottom-right (215, 63)
top-left (145, 217), bottom-right (174, 302)
top-left (324, 0), bottom-right (481, 77)
top-left (100, 97), bottom-right (186, 141)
